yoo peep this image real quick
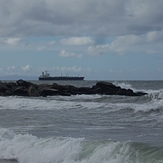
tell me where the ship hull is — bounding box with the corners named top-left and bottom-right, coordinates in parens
top-left (39, 76), bottom-right (84, 80)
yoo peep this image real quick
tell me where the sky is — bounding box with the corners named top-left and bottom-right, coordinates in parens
top-left (0, 0), bottom-right (163, 80)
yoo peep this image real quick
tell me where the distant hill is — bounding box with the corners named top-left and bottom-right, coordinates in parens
top-left (0, 75), bottom-right (37, 81)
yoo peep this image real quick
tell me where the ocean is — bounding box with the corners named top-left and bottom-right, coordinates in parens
top-left (0, 80), bottom-right (163, 163)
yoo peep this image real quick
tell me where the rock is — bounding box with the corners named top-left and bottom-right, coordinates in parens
top-left (0, 81), bottom-right (17, 96)
top-left (118, 88), bottom-right (133, 96)
top-left (28, 85), bottom-right (40, 97)
top-left (16, 79), bottom-right (38, 89)
top-left (52, 83), bottom-right (66, 91)
top-left (14, 86), bottom-right (28, 96)
top-left (77, 87), bottom-right (93, 94)
top-left (134, 91), bottom-right (147, 96)
top-left (93, 81), bottom-right (147, 96)
top-left (95, 81), bottom-right (117, 89)
top-left (52, 83), bottom-right (72, 96)
top-left (93, 81), bottom-right (121, 95)
top-left (0, 82), bottom-right (9, 93)
top-left (37, 84), bottom-right (52, 94)
top-left (0, 80), bottom-right (147, 97)
top-left (40, 89), bottom-right (58, 97)
top-left (65, 85), bottom-right (78, 95)
top-left (92, 87), bottom-right (103, 94)
top-left (3, 90), bottom-right (13, 96)
top-left (16, 79), bottom-right (31, 87)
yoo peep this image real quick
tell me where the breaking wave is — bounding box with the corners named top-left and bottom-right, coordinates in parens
top-left (0, 128), bottom-right (163, 163)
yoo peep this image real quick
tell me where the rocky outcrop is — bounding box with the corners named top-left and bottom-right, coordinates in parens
top-left (0, 79), bottom-right (147, 97)
top-left (0, 81), bottom-right (9, 95)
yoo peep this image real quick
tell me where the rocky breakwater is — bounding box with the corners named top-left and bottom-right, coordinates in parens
top-left (0, 79), bottom-right (147, 97)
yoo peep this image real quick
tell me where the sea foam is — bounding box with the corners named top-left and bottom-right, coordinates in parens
top-left (0, 128), bottom-right (163, 163)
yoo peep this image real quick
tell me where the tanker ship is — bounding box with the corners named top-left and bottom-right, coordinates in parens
top-left (38, 71), bottom-right (84, 80)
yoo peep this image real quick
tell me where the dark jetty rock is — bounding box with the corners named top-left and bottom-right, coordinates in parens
top-left (0, 79), bottom-right (147, 97)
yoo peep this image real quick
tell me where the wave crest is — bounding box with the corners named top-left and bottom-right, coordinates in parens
top-left (0, 128), bottom-right (163, 163)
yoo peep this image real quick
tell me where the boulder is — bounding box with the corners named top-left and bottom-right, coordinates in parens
top-left (93, 81), bottom-right (147, 96)
top-left (52, 83), bottom-right (73, 96)
top-left (92, 87), bottom-right (103, 94)
top-left (118, 88), bottom-right (134, 96)
top-left (133, 91), bottom-right (147, 96)
top-left (5, 82), bottom-right (17, 90)
top-left (95, 81), bottom-right (117, 89)
top-left (37, 84), bottom-right (52, 94)
top-left (16, 79), bottom-right (31, 87)
top-left (93, 81), bottom-right (121, 95)
top-left (77, 87), bottom-right (93, 94)
top-left (52, 83), bottom-right (66, 91)
top-left (39, 89), bottom-right (58, 97)
top-left (16, 79), bottom-right (38, 89)
top-left (14, 86), bottom-right (28, 96)
top-left (0, 81), bottom-right (17, 96)
top-left (65, 85), bottom-right (78, 95)
top-left (0, 82), bottom-right (9, 93)
top-left (28, 85), bottom-right (40, 97)
top-left (3, 90), bottom-right (13, 96)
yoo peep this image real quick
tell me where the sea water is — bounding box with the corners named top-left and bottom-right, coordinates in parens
top-left (0, 80), bottom-right (163, 163)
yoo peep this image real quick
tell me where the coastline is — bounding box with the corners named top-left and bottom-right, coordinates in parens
top-left (0, 159), bottom-right (18, 163)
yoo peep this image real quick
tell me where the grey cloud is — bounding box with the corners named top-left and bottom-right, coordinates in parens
top-left (1, 0), bottom-right (163, 38)
top-left (125, 0), bottom-right (163, 34)
top-left (27, 1), bottom-right (74, 25)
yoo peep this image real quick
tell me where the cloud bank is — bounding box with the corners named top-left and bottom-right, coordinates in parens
top-left (1, 0), bottom-right (163, 38)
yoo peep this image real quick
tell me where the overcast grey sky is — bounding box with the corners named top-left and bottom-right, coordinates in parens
top-left (0, 0), bottom-right (163, 80)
